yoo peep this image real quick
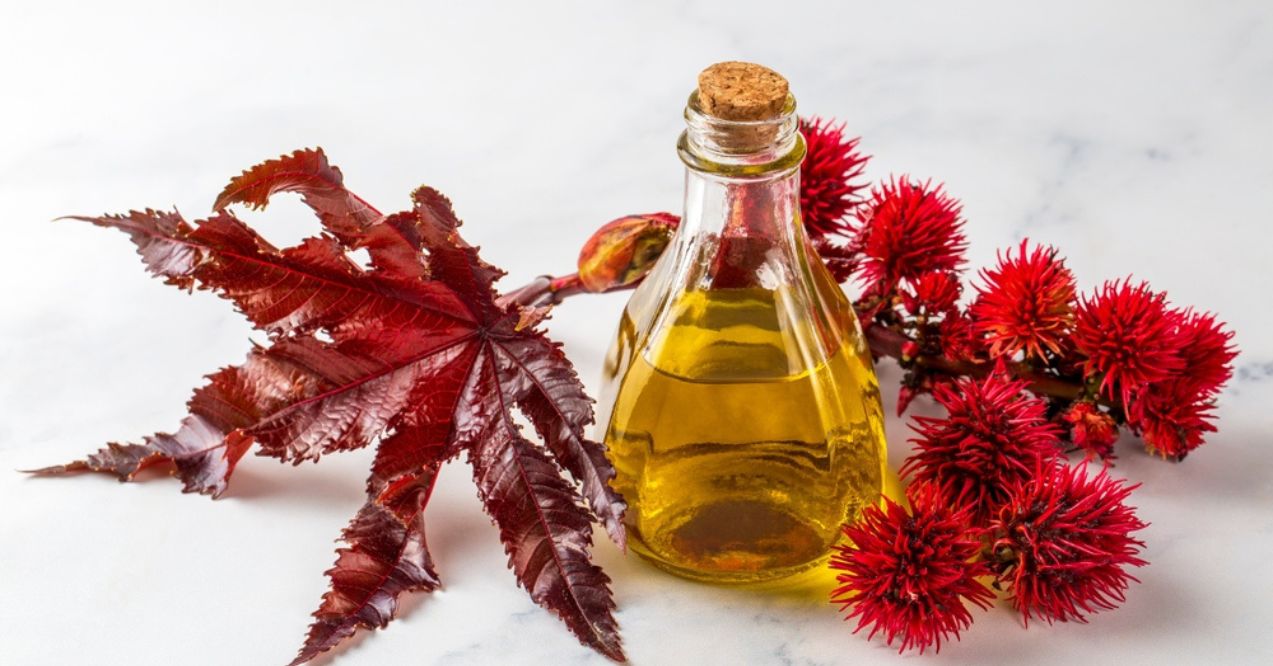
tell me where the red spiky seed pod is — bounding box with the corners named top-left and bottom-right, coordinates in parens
top-left (1172, 309), bottom-right (1238, 398)
top-left (990, 463), bottom-right (1148, 624)
top-left (853, 177), bottom-right (967, 294)
top-left (938, 311), bottom-right (984, 362)
top-left (1072, 279), bottom-right (1184, 404)
top-left (972, 240), bottom-right (1076, 360)
top-left (1061, 400), bottom-right (1120, 460)
top-left (799, 116), bottom-right (869, 239)
top-left (902, 270), bottom-right (962, 316)
top-left (829, 484), bottom-right (993, 654)
top-left (1128, 379), bottom-right (1216, 460)
top-left (900, 371), bottom-right (1063, 525)
top-left (1122, 307), bottom-right (1234, 460)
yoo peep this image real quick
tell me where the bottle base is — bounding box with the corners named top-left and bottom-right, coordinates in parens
top-left (629, 541), bottom-right (831, 585)
top-left (626, 498), bottom-right (835, 585)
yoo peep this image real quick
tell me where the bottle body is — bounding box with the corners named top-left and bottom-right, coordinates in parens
top-left (598, 92), bottom-right (887, 584)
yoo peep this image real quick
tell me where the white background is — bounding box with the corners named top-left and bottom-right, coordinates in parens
top-left (2, 1), bottom-right (1272, 664)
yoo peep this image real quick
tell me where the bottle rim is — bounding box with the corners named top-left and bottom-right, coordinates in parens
top-left (678, 91), bottom-right (805, 178)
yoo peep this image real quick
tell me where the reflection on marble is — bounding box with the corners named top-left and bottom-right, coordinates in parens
top-left (1, 1), bottom-right (1271, 664)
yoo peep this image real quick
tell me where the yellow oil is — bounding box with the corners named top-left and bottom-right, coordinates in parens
top-left (602, 286), bottom-right (887, 584)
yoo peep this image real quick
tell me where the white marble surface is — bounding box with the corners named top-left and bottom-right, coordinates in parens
top-left (2, 1), bottom-right (1272, 664)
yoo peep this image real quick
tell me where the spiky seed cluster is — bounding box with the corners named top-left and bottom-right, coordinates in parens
top-left (1171, 310), bottom-right (1238, 397)
top-left (938, 312), bottom-right (983, 362)
top-left (830, 485), bottom-right (993, 654)
top-left (853, 177), bottom-right (967, 294)
top-left (990, 464), bottom-right (1148, 624)
top-left (1072, 279), bottom-right (1183, 403)
top-left (1071, 282), bottom-right (1236, 458)
top-left (902, 270), bottom-right (962, 316)
top-left (900, 372), bottom-right (1063, 525)
top-left (798, 116), bottom-right (869, 239)
top-left (1061, 400), bottom-right (1119, 460)
top-left (1130, 380), bottom-right (1216, 460)
top-left (972, 240), bottom-right (1076, 360)
top-left (1126, 309), bottom-right (1238, 457)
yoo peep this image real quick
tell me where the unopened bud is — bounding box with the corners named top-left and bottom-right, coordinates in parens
top-left (577, 213), bottom-right (679, 292)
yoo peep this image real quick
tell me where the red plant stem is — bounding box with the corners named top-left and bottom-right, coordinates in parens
top-left (500, 272), bottom-right (615, 307)
top-left (508, 271), bottom-right (1091, 403)
top-left (863, 324), bottom-right (1084, 401)
top-left (543, 274), bottom-right (592, 302)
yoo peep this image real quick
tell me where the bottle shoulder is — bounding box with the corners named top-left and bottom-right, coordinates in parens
top-left (620, 280), bottom-right (866, 381)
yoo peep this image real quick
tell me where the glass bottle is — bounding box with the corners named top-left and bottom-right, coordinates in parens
top-left (598, 63), bottom-right (888, 584)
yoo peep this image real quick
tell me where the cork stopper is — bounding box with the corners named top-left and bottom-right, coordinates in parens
top-left (696, 61), bottom-right (789, 121)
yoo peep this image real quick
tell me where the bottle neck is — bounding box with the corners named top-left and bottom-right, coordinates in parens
top-left (674, 92), bottom-right (809, 290)
top-left (678, 91), bottom-right (804, 175)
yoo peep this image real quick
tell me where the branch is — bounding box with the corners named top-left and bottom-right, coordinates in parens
top-left (862, 324), bottom-right (1085, 401)
top-left (498, 274), bottom-right (589, 308)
